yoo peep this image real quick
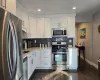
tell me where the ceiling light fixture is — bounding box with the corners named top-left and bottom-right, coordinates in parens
top-left (37, 9), bottom-right (41, 12)
top-left (73, 7), bottom-right (76, 10)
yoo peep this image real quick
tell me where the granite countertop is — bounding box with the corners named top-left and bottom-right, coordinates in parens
top-left (22, 47), bottom-right (51, 59)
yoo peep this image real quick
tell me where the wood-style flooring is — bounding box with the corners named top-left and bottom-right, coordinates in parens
top-left (30, 59), bottom-right (100, 80)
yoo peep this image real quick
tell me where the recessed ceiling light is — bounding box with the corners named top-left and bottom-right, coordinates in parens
top-left (73, 7), bottom-right (76, 10)
top-left (37, 9), bottom-right (41, 12)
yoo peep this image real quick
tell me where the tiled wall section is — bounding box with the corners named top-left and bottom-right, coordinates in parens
top-left (23, 38), bottom-right (51, 48)
top-left (23, 38), bottom-right (73, 49)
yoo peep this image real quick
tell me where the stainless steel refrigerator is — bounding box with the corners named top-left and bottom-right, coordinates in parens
top-left (0, 7), bottom-right (23, 80)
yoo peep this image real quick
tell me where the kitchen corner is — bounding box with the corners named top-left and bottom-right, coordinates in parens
top-left (22, 35), bottom-right (78, 80)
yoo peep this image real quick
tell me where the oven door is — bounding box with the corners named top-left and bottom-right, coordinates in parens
top-left (53, 53), bottom-right (67, 65)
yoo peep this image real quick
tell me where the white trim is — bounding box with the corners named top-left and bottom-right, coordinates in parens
top-left (80, 56), bottom-right (98, 69)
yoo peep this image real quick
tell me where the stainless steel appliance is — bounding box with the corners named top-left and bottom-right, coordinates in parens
top-left (52, 28), bottom-right (67, 36)
top-left (52, 41), bottom-right (68, 70)
top-left (0, 7), bottom-right (23, 80)
top-left (52, 28), bottom-right (68, 70)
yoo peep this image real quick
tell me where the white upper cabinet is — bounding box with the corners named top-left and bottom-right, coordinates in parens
top-left (60, 17), bottom-right (68, 28)
top-left (0, 0), bottom-right (6, 9)
top-left (44, 18), bottom-right (52, 38)
top-left (51, 18), bottom-right (60, 28)
top-left (21, 13), bottom-right (29, 33)
top-left (67, 17), bottom-right (75, 37)
top-left (51, 17), bottom-right (68, 29)
top-left (37, 18), bottom-right (45, 38)
top-left (0, 0), bottom-right (16, 15)
top-left (6, 0), bottom-right (16, 15)
top-left (29, 17), bottom-right (37, 38)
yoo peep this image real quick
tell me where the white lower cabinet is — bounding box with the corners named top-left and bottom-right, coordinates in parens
top-left (68, 48), bottom-right (78, 70)
top-left (37, 48), bottom-right (52, 69)
top-left (27, 50), bottom-right (40, 80)
top-left (27, 55), bottom-right (33, 80)
top-left (32, 52), bottom-right (35, 72)
top-left (27, 48), bottom-right (52, 80)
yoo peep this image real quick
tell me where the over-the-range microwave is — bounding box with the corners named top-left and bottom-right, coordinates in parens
top-left (52, 28), bottom-right (67, 36)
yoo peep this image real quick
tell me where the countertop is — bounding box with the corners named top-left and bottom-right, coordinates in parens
top-left (22, 47), bottom-right (51, 59)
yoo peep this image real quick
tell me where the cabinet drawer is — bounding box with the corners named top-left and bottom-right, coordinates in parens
top-left (41, 59), bottom-right (51, 64)
top-left (40, 53), bottom-right (51, 57)
top-left (41, 61), bottom-right (51, 67)
top-left (41, 57), bottom-right (51, 62)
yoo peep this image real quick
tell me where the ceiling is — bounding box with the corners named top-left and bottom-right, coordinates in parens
top-left (17, 0), bottom-right (100, 15)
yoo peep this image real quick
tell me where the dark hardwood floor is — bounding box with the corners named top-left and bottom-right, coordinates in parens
top-left (30, 59), bottom-right (100, 80)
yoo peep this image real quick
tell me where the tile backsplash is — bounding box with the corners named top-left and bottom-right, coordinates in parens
top-left (22, 38), bottom-right (51, 49)
top-left (22, 38), bottom-right (73, 49)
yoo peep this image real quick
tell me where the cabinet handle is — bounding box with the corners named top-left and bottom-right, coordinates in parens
top-left (31, 59), bottom-right (33, 64)
top-left (44, 57), bottom-right (48, 58)
top-left (35, 52), bottom-right (36, 57)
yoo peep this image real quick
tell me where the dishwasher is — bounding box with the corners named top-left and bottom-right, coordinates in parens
top-left (23, 57), bottom-right (28, 80)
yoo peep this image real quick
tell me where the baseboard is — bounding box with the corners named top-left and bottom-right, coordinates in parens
top-left (80, 56), bottom-right (98, 69)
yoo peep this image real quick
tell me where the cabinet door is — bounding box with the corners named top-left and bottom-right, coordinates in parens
top-left (35, 51), bottom-right (40, 67)
top-left (28, 56), bottom-right (32, 79)
top-left (37, 18), bottom-right (45, 38)
top-left (67, 17), bottom-right (75, 37)
top-left (21, 13), bottom-right (27, 32)
top-left (0, 0), bottom-right (6, 9)
top-left (36, 51), bottom-right (41, 68)
top-left (51, 18), bottom-right (60, 28)
top-left (6, 0), bottom-right (16, 15)
top-left (32, 52), bottom-right (37, 72)
top-left (60, 17), bottom-right (68, 28)
top-left (29, 17), bottom-right (37, 38)
top-left (40, 49), bottom-right (52, 68)
top-left (23, 61), bottom-right (27, 80)
top-left (44, 18), bottom-right (52, 38)
top-left (22, 14), bottom-right (31, 38)
top-left (68, 48), bottom-right (78, 70)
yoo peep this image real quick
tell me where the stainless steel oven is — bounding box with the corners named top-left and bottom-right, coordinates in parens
top-left (53, 53), bottom-right (67, 64)
top-left (52, 28), bottom-right (68, 70)
top-left (52, 52), bottom-right (68, 70)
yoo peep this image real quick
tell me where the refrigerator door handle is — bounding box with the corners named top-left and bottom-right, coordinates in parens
top-left (7, 19), bottom-right (18, 80)
top-left (7, 26), bottom-right (12, 78)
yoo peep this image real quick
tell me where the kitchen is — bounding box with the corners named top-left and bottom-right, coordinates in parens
top-left (0, 0), bottom-right (100, 80)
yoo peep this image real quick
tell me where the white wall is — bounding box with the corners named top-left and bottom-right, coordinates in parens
top-left (92, 11), bottom-right (100, 65)
top-left (76, 13), bottom-right (93, 22)
top-left (76, 11), bottom-right (100, 67)
top-left (76, 23), bottom-right (93, 61)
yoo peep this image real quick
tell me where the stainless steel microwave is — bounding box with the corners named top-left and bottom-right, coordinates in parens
top-left (52, 28), bottom-right (67, 36)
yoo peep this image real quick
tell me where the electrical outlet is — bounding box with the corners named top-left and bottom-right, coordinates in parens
top-left (34, 40), bottom-right (36, 43)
